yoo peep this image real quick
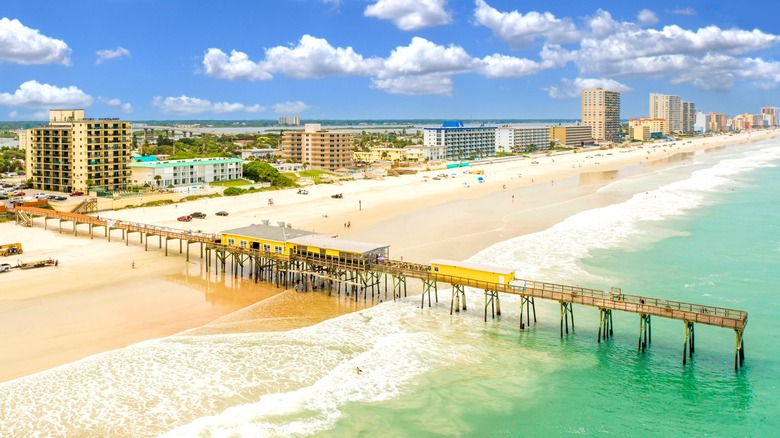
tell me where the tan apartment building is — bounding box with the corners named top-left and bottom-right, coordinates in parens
top-left (25, 109), bottom-right (132, 193)
top-left (279, 123), bottom-right (354, 170)
top-left (581, 88), bottom-right (621, 141)
top-left (706, 112), bottom-right (727, 132)
top-left (550, 126), bottom-right (593, 147)
top-left (629, 117), bottom-right (669, 138)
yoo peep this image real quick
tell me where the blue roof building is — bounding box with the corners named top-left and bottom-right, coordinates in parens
top-left (423, 121), bottom-right (497, 160)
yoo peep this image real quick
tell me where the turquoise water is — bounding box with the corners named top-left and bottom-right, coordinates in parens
top-left (1, 140), bottom-right (779, 436)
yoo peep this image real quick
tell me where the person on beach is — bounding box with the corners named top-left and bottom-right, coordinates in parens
top-left (131, 261), bottom-right (135, 269)
top-left (355, 367), bottom-right (362, 375)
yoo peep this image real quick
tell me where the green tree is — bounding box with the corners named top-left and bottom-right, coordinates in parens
top-left (243, 161), bottom-right (295, 187)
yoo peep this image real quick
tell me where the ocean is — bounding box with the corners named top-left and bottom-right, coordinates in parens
top-left (2, 138), bottom-right (779, 437)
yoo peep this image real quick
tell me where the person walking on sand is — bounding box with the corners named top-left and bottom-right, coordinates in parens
top-left (131, 261), bottom-right (135, 269)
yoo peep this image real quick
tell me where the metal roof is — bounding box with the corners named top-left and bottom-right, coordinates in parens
top-left (430, 258), bottom-right (515, 275)
top-left (289, 234), bottom-right (389, 254)
top-left (220, 224), bottom-right (315, 242)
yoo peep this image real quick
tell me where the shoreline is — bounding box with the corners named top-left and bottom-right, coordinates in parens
top-left (1, 130), bottom-right (777, 382)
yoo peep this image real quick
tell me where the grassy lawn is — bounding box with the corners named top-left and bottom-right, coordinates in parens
top-left (209, 179), bottom-right (254, 187)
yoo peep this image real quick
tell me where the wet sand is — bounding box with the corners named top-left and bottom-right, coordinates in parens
top-left (0, 130), bottom-right (777, 382)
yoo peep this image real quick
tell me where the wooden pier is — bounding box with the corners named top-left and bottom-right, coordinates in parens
top-left (15, 206), bottom-right (748, 370)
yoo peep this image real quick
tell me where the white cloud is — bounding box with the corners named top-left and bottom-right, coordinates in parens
top-left (545, 77), bottom-right (632, 99)
top-left (670, 7), bottom-right (697, 16)
top-left (637, 9), bottom-right (659, 26)
top-left (152, 96), bottom-right (264, 115)
top-left (473, 0), bottom-right (580, 48)
top-left (0, 80), bottom-right (92, 108)
top-left (96, 46), bottom-right (130, 64)
top-left (477, 54), bottom-right (546, 78)
top-left (273, 101), bottom-right (311, 114)
top-left (379, 37), bottom-right (474, 78)
top-left (372, 37), bottom-right (474, 95)
top-left (0, 18), bottom-right (71, 65)
top-left (202, 48), bottom-right (272, 81)
top-left (98, 96), bottom-right (133, 113)
top-left (365, 0), bottom-right (452, 31)
top-left (264, 35), bottom-right (382, 78)
top-left (371, 74), bottom-right (454, 95)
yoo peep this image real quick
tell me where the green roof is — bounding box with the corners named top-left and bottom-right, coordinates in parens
top-left (130, 157), bottom-right (243, 168)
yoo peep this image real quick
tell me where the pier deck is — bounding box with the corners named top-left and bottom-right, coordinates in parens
top-left (15, 206), bottom-right (748, 368)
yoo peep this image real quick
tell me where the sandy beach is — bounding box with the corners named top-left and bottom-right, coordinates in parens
top-left (0, 130), bottom-right (777, 382)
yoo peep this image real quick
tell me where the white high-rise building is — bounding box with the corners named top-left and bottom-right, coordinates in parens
top-left (682, 101), bottom-right (697, 133)
top-left (424, 121), bottom-right (496, 160)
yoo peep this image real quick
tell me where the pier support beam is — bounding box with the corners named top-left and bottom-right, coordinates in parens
top-left (682, 321), bottom-right (695, 365)
top-left (421, 278), bottom-right (437, 308)
top-left (638, 314), bottom-right (651, 352)
top-left (560, 302), bottom-right (574, 337)
top-left (735, 328), bottom-right (746, 371)
top-left (598, 308), bottom-right (613, 343)
top-left (450, 284), bottom-right (466, 314)
top-left (484, 290), bottom-right (501, 322)
top-left (519, 296), bottom-right (536, 330)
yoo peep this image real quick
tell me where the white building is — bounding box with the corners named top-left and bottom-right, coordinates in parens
top-left (423, 121), bottom-right (496, 160)
top-left (405, 145), bottom-right (446, 161)
top-left (130, 157), bottom-right (243, 187)
top-left (496, 126), bottom-right (551, 152)
top-left (240, 148), bottom-right (277, 160)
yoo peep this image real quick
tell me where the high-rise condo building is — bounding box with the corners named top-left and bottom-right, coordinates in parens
top-left (682, 102), bottom-right (697, 133)
top-left (649, 94), bottom-right (682, 132)
top-left (581, 88), bottom-right (621, 141)
top-left (706, 113), bottom-right (727, 132)
top-left (423, 121), bottom-right (496, 160)
top-left (280, 123), bottom-right (354, 170)
top-left (24, 109), bottom-right (132, 193)
top-left (278, 115), bottom-right (300, 126)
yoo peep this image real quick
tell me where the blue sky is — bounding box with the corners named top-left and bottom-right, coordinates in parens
top-left (2, 0), bottom-right (780, 121)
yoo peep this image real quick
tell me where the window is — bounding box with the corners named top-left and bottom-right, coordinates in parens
top-left (274, 246), bottom-right (283, 254)
top-left (227, 238), bottom-right (235, 246)
top-left (240, 240), bottom-right (247, 248)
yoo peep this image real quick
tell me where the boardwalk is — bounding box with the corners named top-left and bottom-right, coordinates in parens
top-left (15, 206), bottom-right (748, 369)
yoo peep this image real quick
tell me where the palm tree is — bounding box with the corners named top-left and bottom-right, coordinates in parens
top-left (154, 175), bottom-right (162, 188)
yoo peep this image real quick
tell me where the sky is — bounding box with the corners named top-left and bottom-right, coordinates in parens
top-left (2, 0), bottom-right (780, 121)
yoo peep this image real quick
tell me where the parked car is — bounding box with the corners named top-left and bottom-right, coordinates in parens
top-left (53, 196), bottom-right (67, 201)
top-left (190, 212), bottom-right (206, 219)
top-left (70, 191), bottom-right (83, 196)
top-left (215, 211), bottom-right (229, 216)
top-left (0, 263), bottom-right (11, 273)
top-left (297, 189), bottom-right (309, 195)
top-left (34, 193), bottom-right (49, 199)
top-left (177, 215), bottom-right (192, 222)
top-left (11, 191), bottom-right (25, 196)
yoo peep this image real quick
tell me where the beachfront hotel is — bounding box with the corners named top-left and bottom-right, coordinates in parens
top-left (279, 123), bottom-right (354, 171)
top-left (549, 125), bottom-right (593, 147)
top-left (761, 106), bottom-right (779, 125)
top-left (495, 126), bottom-right (551, 153)
top-left (628, 118), bottom-right (669, 141)
top-left (706, 113), bottom-right (727, 132)
top-left (581, 88), bottom-right (621, 141)
top-left (423, 121), bottom-right (496, 160)
top-left (23, 109), bottom-right (132, 193)
top-left (130, 156), bottom-right (244, 188)
top-left (649, 94), bottom-right (683, 132)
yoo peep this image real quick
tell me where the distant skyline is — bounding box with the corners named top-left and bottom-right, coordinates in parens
top-left (2, 0), bottom-right (780, 121)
